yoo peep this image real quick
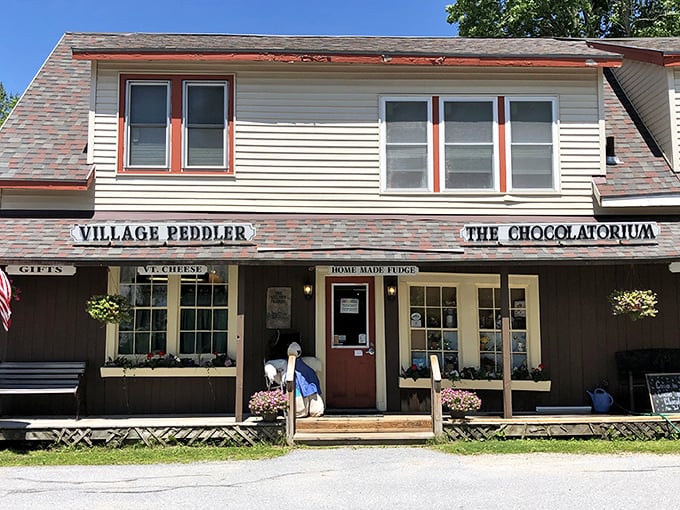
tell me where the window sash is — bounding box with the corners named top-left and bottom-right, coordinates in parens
top-left (382, 98), bottom-right (432, 191)
top-left (183, 82), bottom-right (228, 169)
top-left (125, 81), bottom-right (170, 168)
top-left (507, 99), bottom-right (557, 191)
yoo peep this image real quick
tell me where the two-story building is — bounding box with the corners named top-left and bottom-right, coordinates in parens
top-left (1, 32), bottom-right (680, 417)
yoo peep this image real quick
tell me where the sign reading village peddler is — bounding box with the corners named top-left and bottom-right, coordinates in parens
top-left (460, 221), bottom-right (659, 243)
top-left (70, 222), bottom-right (256, 243)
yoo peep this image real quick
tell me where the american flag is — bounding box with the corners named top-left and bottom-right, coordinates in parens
top-left (0, 267), bottom-right (12, 331)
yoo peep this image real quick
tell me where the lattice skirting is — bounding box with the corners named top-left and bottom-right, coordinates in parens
top-left (0, 423), bottom-right (285, 447)
top-left (443, 420), bottom-right (680, 441)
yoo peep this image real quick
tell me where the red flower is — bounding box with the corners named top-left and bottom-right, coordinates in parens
top-left (538, 363), bottom-right (545, 370)
top-left (411, 364), bottom-right (417, 370)
top-left (146, 352), bottom-right (153, 359)
top-left (158, 351), bottom-right (165, 356)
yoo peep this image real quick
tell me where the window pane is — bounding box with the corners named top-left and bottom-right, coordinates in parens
top-left (198, 332), bottom-right (212, 353)
top-left (445, 145), bottom-right (494, 189)
top-left (444, 101), bottom-right (493, 143)
top-left (386, 101), bottom-right (427, 143)
top-left (213, 309), bottom-right (228, 330)
top-left (151, 333), bottom-right (167, 352)
top-left (129, 85), bottom-right (167, 124)
top-left (129, 127), bottom-right (167, 166)
top-left (214, 332), bottom-right (227, 353)
top-left (187, 85), bottom-right (224, 125)
top-left (197, 286), bottom-right (212, 306)
top-left (181, 309), bottom-right (195, 330)
top-left (511, 146), bottom-right (553, 188)
top-left (197, 309), bottom-right (212, 329)
top-left (187, 128), bottom-right (224, 166)
top-left (386, 146), bottom-right (427, 189)
top-left (181, 285), bottom-right (196, 306)
top-left (180, 332), bottom-right (195, 354)
top-left (510, 101), bottom-right (552, 143)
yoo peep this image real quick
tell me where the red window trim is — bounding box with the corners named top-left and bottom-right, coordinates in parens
top-left (117, 74), bottom-right (235, 175)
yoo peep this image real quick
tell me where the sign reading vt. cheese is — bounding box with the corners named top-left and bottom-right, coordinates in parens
top-left (70, 223), bottom-right (256, 243)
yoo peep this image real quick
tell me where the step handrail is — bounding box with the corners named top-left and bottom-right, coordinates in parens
top-left (285, 354), bottom-right (296, 445)
top-left (430, 354), bottom-right (443, 437)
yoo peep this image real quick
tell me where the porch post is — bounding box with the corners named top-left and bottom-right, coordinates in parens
top-left (235, 314), bottom-right (245, 422)
top-left (500, 269), bottom-right (513, 418)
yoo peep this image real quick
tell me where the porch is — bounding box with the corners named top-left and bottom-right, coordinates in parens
top-left (1, 412), bottom-right (679, 447)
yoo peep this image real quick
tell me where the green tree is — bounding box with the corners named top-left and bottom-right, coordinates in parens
top-left (446, 0), bottom-right (680, 38)
top-left (0, 82), bottom-right (19, 128)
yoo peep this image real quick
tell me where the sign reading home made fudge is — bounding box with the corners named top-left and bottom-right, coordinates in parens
top-left (460, 222), bottom-right (659, 243)
top-left (329, 266), bottom-right (419, 276)
top-left (70, 223), bottom-right (256, 243)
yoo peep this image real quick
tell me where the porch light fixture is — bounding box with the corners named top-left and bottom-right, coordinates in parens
top-left (386, 284), bottom-right (397, 300)
top-left (303, 281), bottom-right (314, 300)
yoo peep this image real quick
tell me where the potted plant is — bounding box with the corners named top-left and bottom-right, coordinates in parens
top-left (86, 294), bottom-right (132, 325)
top-left (608, 289), bottom-right (658, 321)
top-left (248, 389), bottom-right (287, 421)
top-left (441, 388), bottom-right (482, 419)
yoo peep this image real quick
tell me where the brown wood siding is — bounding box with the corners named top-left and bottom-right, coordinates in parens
top-left (393, 263), bottom-right (680, 413)
top-left (238, 265), bottom-right (316, 412)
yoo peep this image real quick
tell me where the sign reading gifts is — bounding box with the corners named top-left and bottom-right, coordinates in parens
top-left (70, 223), bottom-right (256, 243)
top-left (460, 222), bottom-right (659, 243)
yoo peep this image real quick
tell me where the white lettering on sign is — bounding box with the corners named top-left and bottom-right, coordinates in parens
top-left (460, 222), bottom-right (659, 243)
top-left (4, 265), bottom-right (77, 276)
top-left (138, 265), bottom-right (208, 276)
top-left (70, 223), bottom-right (256, 243)
top-left (329, 265), bottom-right (419, 276)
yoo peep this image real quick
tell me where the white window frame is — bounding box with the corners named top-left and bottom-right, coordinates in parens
top-left (505, 97), bottom-right (559, 192)
top-left (182, 80), bottom-right (229, 170)
top-left (380, 96), bottom-right (433, 192)
top-left (439, 97), bottom-right (500, 192)
top-left (104, 266), bottom-right (239, 363)
top-left (125, 80), bottom-right (171, 169)
top-left (398, 273), bottom-right (542, 382)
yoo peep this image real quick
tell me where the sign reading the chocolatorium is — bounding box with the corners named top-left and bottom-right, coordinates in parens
top-left (70, 223), bottom-right (256, 243)
top-left (460, 222), bottom-right (659, 243)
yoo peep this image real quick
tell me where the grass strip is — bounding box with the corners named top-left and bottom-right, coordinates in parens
top-left (431, 438), bottom-right (680, 455)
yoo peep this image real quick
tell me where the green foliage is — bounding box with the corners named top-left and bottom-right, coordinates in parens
top-left (608, 289), bottom-right (658, 320)
top-left (85, 294), bottom-right (132, 324)
top-left (445, 0), bottom-right (680, 38)
top-left (0, 82), bottom-right (19, 127)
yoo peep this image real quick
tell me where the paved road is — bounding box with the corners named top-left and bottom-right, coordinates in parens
top-left (2, 447), bottom-right (680, 509)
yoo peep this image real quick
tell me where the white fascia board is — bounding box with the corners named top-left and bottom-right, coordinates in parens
top-left (599, 193), bottom-right (680, 207)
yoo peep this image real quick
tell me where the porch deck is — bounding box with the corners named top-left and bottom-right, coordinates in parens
top-left (1, 412), bottom-right (679, 447)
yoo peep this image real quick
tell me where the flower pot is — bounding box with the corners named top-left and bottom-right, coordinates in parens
top-left (449, 410), bottom-right (467, 419)
top-left (261, 412), bottom-right (278, 422)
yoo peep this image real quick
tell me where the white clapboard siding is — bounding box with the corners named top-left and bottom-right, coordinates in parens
top-left (91, 63), bottom-right (602, 215)
top-left (0, 190), bottom-right (94, 211)
top-left (613, 60), bottom-right (675, 170)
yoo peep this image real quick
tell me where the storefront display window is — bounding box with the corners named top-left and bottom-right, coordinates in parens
top-left (107, 266), bottom-right (236, 361)
top-left (399, 273), bottom-right (541, 385)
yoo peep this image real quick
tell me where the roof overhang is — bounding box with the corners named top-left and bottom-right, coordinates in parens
top-left (588, 41), bottom-right (680, 67)
top-left (0, 166), bottom-right (94, 191)
top-left (71, 49), bottom-right (621, 68)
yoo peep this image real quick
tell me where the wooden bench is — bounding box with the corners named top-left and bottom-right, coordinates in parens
top-left (0, 362), bottom-right (86, 419)
top-left (615, 349), bottom-right (680, 412)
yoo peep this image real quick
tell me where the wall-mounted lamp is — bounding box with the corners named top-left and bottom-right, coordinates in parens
top-left (303, 281), bottom-right (314, 300)
top-left (386, 284), bottom-right (397, 301)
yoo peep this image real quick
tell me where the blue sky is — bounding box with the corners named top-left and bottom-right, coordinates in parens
top-left (2, 0), bottom-right (457, 95)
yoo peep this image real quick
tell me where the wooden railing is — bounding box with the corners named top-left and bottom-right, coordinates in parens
top-left (285, 354), bottom-right (296, 445)
top-left (430, 354), bottom-right (443, 437)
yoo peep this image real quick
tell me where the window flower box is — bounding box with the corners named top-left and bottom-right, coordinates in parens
top-left (399, 378), bottom-right (551, 392)
top-left (100, 367), bottom-right (236, 378)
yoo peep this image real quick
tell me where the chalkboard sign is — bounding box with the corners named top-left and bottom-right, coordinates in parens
top-left (645, 373), bottom-right (680, 413)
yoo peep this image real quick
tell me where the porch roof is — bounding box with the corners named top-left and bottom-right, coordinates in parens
top-left (0, 213), bottom-right (678, 265)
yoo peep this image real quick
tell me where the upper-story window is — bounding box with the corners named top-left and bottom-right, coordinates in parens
top-left (442, 99), bottom-right (498, 191)
top-left (119, 75), bottom-right (234, 174)
top-left (381, 96), bottom-right (558, 193)
top-left (382, 98), bottom-right (432, 191)
top-left (507, 98), bottom-right (557, 191)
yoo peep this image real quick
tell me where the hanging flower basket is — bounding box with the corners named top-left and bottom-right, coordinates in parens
top-left (608, 289), bottom-right (658, 321)
top-left (441, 388), bottom-right (482, 418)
top-left (86, 294), bottom-right (132, 324)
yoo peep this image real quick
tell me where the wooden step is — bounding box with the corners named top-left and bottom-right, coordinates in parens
top-left (293, 431), bottom-right (435, 446)
top-left (295, 415), bottom-right (432, 434)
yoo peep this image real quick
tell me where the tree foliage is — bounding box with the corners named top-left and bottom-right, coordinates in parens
top-left (0, 82), bottom-right (19, 128)
top-left (446, 0), bottom-right (680, 38)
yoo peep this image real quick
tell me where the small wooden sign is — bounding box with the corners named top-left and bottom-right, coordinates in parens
top-left (266, 287), bottom-right (291, 329)
top-left (645, 373), bottom-right (680, 413)
top-left (5, 265), bottom-right (76, 276)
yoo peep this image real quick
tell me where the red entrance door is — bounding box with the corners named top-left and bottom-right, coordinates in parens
top-left (325, 276), bottom-right (376, 409)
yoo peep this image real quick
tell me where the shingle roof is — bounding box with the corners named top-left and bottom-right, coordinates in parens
top-left (594, 68), bottom-right (680, 199)
top-left (0, 33), bottom-right (93, 187)
top-left (71, 32), bottom-right (620, 61)
top-left (0, 213), bottom-right (675, 265)
top-left (590, 38), bottom-right (680, 55)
